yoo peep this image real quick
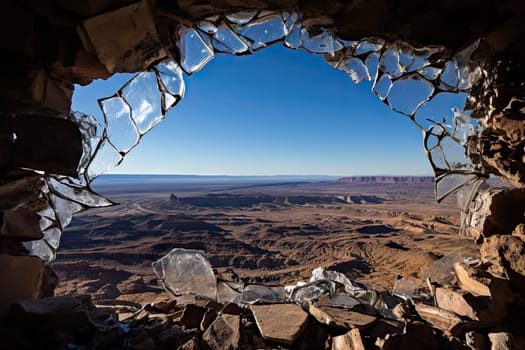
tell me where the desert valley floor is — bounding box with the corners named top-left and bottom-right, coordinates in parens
top-left (51, 176), bottom-right (480, 303)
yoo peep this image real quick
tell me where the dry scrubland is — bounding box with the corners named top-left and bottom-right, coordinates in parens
top-left (52, 179), bottom-right (479, 303)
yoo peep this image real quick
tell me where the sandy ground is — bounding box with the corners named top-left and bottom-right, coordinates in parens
top-left (52, 180), bottom-right (479, 303)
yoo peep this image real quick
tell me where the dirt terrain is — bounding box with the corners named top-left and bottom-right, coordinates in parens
top-left (52, 177), bottom-right (479, 303)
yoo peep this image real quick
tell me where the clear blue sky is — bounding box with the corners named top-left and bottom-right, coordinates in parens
top-left (72, 44), bottom-right (466, 176)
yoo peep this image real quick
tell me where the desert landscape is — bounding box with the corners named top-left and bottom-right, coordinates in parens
top-left (52, 175), bottom-right (479, 304)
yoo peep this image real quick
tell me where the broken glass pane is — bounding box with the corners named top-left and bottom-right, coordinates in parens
top-left (212, 22), bottom-right (250, 54)
top-left (456, 178), bottom-right (484, 211)
top-left (87, 139), bottom-right (122, 180)
top-left (48, 178), bottom-right (114, 208)
top-left (452, 108), bottom-right (475, 144)
top-left (49, 193), bottom-right (83, 229)
top-left (238, 14), bottom-right (287, 49)
top-left (418, 66), bottom-right (442, 81)
top-left (289, 280), bottom-right (333, 304)
top-left (24, 239), bottom-right (55, 262)
top-left (435, 173), bottom-right (479, 202)
top-left (197, 21), bottom-right (218, 35)
top-left (414, 92), bottom-right (468, 131)
top-left (240, 285), bottom-right (285, 304)
top-left (217, 280), bottom-right (242, 304)
top-left (440, 136), bottom-right (473, 170)
top-left (458, 65), bottom-right (482, 90)
top-left (43, 227), bottom-right (62, 250)
top-left (364, 52), bottom-right (380, 81)
top-left (284, 22), bottom-right (301, 49)
top-left (100, 97), bottom-right (138, 153)
top-left (156, 61), bottom-right (185, 96)
top-left (387, 75), bottom-right (434, 116)
top-left (439, 60), bottom-right (459, 90)
top-left (354, 38), bottom-right (384, 56)
top-left (225, 11), bottom-right (258, 25)
top-left (372, 74), bottom-right (393, 101)
top-left (122, 72), bottom-right (163, 134)
top-left (339, 57), bottom-right (371, 84)
top-left (380, 49), bottom-right (403, 78)
top-left (177, 27), bottom-right (215, 74)
top-left (152, 248), bottom-right (217, 300)
top-left (300, 27), bottom-right (343, 54)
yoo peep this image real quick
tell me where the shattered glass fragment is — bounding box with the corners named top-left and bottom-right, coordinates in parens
top-left (439, 60), bottom-right (460, 90)
top-left (284, 23), bottom-right (301, 49)
top-left (458, 66), bottom-right (482, 90)
top-left (217, 280), bottom-right (243, 304)
top-left (99, 97), bottom-right (138, 153)
top-left (225, 11), bottom-right (258, 25)
top-left (435, 173), bottom-right (479, 202)
top-left (48, 178), bottom-right (114, 207)
top-left (122, 72), bottom-right (163, 134)
top-left (289, 280), bottom-right (332, 304)
top-left (310, 267), bottom-right (367, 297)
top-left (452, 108), bottom-right (475, 144)
top-left (212, 23), bottom-right (250, 54)
top-left (43, 227), bottom-right (61, 250)
top-left (177, 27), bottom-right (214, 74)
top-left (155, 61), bottom-right (185, 97)
top-left (456, 178), bottom-right (484, 211)
top-left (387, 75), bottom-right (434, 115)
top-left (197, 21), bottom-right (218, 35)
top-left (240, 285), bottom-right (285, 304)
top-left (24, 239), bottom-right (55, 262)
top-left (39, 216), bottom-right (54, 231)
top-left (49, 193), bottom-right (82, 229)
top-left (441, 136), bottom-right (473, 170)
top-left (152, 248), bottom-right (217, 300)
top-left (414, 92), bottom-right (468, 131)
top-left (330, 293), bottom-right (361, 308)
top-left (163, 93), bottom-right (177, 111)
top-left (238, 15), bottom-right (287, 49)
top-left (364, 52), bottom-right (380, 82)
top-left (418, 66), bottom-right (442, 81)
top-left (372, 74), bottom-right (393, 101)
top-left (354, 38), bottom-right (384, 56)
top-left (87, 139), bottom-right (122, 180)
top-left (380, 49), bottom-right (403, 78)
top-left (339, 57), bottom-right (371, 84)
top-left (300, 27), bottom-right (343, 54)
top-left (392, 278), bottom-right (431, 303)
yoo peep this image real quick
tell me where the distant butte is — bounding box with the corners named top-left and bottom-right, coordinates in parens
top-left (337, 176), bottom-right (434, 184)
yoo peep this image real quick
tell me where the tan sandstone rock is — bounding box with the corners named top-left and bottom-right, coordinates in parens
top-left (251, 303), bottom-right (308, 345)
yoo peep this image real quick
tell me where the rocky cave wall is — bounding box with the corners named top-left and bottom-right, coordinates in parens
top-left (0, 0), bottom-right (524, 324)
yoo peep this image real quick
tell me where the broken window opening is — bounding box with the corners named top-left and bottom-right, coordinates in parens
top-left (27, 10), bottom-right (492, 263)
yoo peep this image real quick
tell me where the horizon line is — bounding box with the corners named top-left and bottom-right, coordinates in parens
top-left (103, 173), bottom-right (435, 177)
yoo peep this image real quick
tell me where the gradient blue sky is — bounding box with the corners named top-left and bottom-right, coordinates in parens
top-left (72, 44), bottom-right (465, 176)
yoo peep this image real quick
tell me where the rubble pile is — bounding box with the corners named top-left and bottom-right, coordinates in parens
top-left (2, 229), bottom-right (525, 350)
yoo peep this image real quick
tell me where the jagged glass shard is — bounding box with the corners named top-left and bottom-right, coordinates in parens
top-left (50, 193), bottom-right (82, 229)
top-left (284, 23), bottom-right (301, 49)
top-left (458, 66), bottom-right (482, 90)
top-left (364, 52), bottom-right (380, 81)
top-left (178, 27), bottom-right (214, 74)
top-left (43, 227), bottom-right (62, 250)
top-left (392, 278), bottom-right (431, 302)
top-left (331, 293), bottom-right (361, 308)
top-left (387, 75), bottom-right (434, 116)
top-left (452, 108), bottom-right (475, 144)
top-left (157, 61), bottom-right (185, 93)
top-left (100, 97), bottom-right (138, 154)
top-left (217, 280), bottom-right (242, 304)
top-left (152, 248), bottom-right (217, 300)
top-left (414, 92), bottom-right (468, 131)
top-left (212, 23), bottom-right (250, 54)
top-left (24, 239), bottom-right (55, 262)
top-left (238, 14), bottom-right (287, 49)
top-left (289, 280), bottom-right (333, 304)
top-left (456, 178), bottom-right (484, 211)
top-left (436, 173), bottom-right (479, 202)
top-left (240, 285), bottom-right (285, 304)
top-left (122, 72), bottom-right (163, 134)
top-left (87, 139), bottom-right (122, 180)
top-left (339, 57), bottom-right (371, 84)
top-left (372, 74), bottom-right (393, 101)
top-left (310, 267), bottom-right (367, 296)
top-left (300, 27), bottom-right (343, 54)
top-left (163, 93), bottom-right (177, 111)
top-left (225, 11), bottom-right (258, 25)
top-left (39, 216), bottom-right (54, 231)
top-left (48, 178), bottom-right (114, 207)
top-left (398, 45), bottom-right (442, 72)
top-left (354, 38), bottom-right (384, 56)
top-left (440, 136), bottom-right (473, 170)
top-left (419, 66), bottom-right (442, 81)
top-left (197, 21), bottom-right (218, 35)
top-left (439, 60), bottom-right (460, 90)
top-left (380, 49), bottom-right (403, 78)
